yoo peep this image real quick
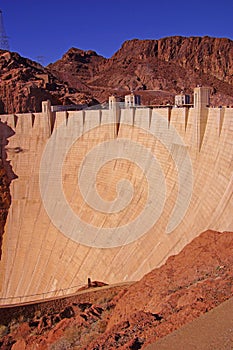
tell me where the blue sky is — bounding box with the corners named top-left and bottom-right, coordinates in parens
top-left (0, 0), bottom-right (233, 66)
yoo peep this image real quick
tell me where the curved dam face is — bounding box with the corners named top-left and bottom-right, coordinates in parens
top-left (0, 99), bottom-right (232, 304)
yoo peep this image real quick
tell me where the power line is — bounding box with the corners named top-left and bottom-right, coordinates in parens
top-left (0, 9), bottom-right (9, 50)
top-left (36, 55), bottom-right (46, 66)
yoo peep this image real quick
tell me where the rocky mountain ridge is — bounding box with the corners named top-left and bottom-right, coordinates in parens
top-left (0, 35), bottom-right (233, 113)
top-left (49, 35), bottom-right (233, 106)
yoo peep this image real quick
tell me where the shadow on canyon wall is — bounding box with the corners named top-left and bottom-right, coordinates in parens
top-left (0, 120), bottom-right (18, 259)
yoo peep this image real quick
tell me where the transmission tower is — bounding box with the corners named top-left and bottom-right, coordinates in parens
top-left (0, 9), bottom-right (9, 50)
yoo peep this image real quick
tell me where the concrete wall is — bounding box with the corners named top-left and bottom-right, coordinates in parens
top-left (0, 105), bottom-right (232, 304)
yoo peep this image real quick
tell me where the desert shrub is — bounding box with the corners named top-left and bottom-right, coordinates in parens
top-left (34, 310), bottom-right (42, 319)
top-left (95, 319), bottom-right (107, 334)
top-left (9, 318), bottom-right (19, 333)
top-left (64, 325), bottom-right (82, 344)
top-left (18, 314), bottom-right (25, 323)
top-left (80, 330), bottom-right (99, 345)
top-left (49, 338), bottom-right (72, 350)
top-left (0, 324), bottom-right (9, 337)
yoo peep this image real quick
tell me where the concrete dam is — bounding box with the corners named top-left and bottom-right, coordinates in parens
top-left (0, 87), bottom-right (232, 304)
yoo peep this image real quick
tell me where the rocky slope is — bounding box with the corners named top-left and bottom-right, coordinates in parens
top-left (0, 36), bottom-right (233, 113)
top-left (0, 230), bottom-right (232, 349)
